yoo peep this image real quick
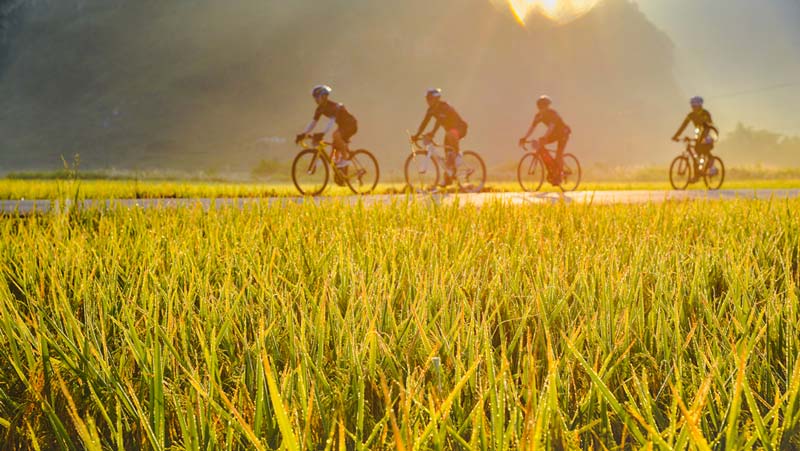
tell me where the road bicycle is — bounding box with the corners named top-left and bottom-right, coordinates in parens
top-left (292, 133), bottom-right (379, 195)
top-left (517, 140), bottom-right (582, 192)
top-left (404, 133), bottom-right (486, 193)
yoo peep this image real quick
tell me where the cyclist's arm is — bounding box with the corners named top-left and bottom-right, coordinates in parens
top-left (672, 117), bottom-right (690, 140)
top-left (301, 119), bottom-right (319, 135)
top-left (321, 118), bottom-right (336, 135)
top-left (414, 112), bottom-right (433, 137)
top-left (521, 118), bottom-right (541, 140)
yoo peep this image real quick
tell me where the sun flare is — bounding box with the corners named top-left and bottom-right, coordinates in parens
top-left (506, 0), bottom-right (602, 25)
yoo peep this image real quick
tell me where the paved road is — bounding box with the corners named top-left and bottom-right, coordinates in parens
top-left (2, 189), bottom-right (800, 215)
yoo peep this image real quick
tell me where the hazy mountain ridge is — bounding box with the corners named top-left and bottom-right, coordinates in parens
top-left (0, 0), bottom-right (715, 172)
top-left (636, 0), bottom-right (800, 138)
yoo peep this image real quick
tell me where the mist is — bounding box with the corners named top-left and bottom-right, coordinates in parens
top-left (635, 0), bottom-right (800, 136)
top-left (0, 0), bottom-right (795, 173)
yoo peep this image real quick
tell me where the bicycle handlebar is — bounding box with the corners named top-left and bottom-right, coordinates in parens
top-left (409, 135), bottom-right (442, 148)
top-left (298, 133), bottom-right (330, 148)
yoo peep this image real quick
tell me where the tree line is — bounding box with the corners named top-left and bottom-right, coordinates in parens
top-left (719, 123), bottom-right (800, 166)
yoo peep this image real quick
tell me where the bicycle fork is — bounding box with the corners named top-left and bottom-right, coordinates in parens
top-left (306, 153), bottom-right (321, 175)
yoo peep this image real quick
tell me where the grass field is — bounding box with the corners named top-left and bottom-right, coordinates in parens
top-left (1, 199), bottom-right (799, 449)
top-left (3, 178), bottom-right (800, 200)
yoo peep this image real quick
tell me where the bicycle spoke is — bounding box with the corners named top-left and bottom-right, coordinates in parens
top-left (456, 151), bottom-right (486, 193)
top-left (346, 150), bottom-right (379, 194)
top-left (518, 153), bottom-right (545, 192)
top-left (405, 151), bottom-right (439, 193)
top-left (292, 149), bottom-right (329, 195)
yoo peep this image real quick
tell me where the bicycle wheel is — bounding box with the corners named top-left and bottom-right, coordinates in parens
top-left (704, 156), bottom-right (725, 190)
top-left (345, 149), bottom-right (380, 194)
top-left (517, 152), bottom-right (545, 192)
top-left (669, 155), bottom-right (692, 190)
top-left (404, 151), bottom-right (439, 193)
top-left (292, 149), bottom-right (329, 195)
top-left (455, 151), bottom-right (486, 193)
top-left (560, 153), bottom-right (582, 192)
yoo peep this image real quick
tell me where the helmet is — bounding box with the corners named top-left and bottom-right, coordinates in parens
top-left (426, 88), bottom-right (442, 99)
top-left (312, 85), bottom-right (332, 99)
top-left (536, 95), bottom-right (552, 108)
top-left (690, 96), bottom-right (704, 107)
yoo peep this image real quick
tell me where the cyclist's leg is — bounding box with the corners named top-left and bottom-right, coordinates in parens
top-left (332, 130), bottom-right (348, 163)
top-left (444, 128), bottom-right (461, 176)
top-left (538, 136), bottom-right (558, 176)
top-left (695, 142), bottom-right (711, 170)
top-left (556, 134), bottom-right (569, 168)
top-left (333, 120), bottom-right (357, 164)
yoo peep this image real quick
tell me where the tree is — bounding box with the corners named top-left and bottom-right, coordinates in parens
top-left (718, 123), bottom-right (800, 166)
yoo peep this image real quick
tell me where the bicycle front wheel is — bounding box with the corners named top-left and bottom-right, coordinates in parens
top-left (560, 153), bottom-right (582, 192)
top-left (404, 151), bottom-right (439, 193)
top-left (292, 149), bottom-right (329, 195)
top-left (517, 152), bottom-right (545, 192)
top-left (346, 149), bottom-right (380, 194)
top-left (704, 156), bottom-right (725, 190)
top-left (456, 151), bottom-right (486, 193)
top-left (669, 155), bottom-right (692, 190)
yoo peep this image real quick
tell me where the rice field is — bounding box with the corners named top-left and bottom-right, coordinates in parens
top-left (3, 178), bottom-right (800, 200)
top-left (1, 199), bottom-right (799, 449)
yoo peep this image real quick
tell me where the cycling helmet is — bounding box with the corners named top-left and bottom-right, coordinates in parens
top-left (536, 95), bottom-right (552, 107)
top-left (312, 85), bottom-right (332, 99)
top-left (426, 88), bottom-right (442, 99)
top-left (690, 96), bottom-right (704, 107)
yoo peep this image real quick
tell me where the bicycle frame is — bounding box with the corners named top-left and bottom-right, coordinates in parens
top-left (299, 136), bottom-right (348, 178)
top-left (520, 141), bottom-right (559, 175)
top-left (409, 135), bottom-right (460, 176)
top-left (680, 137), bottom-right (712, 174)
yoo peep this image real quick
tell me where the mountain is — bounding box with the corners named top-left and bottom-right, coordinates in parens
top-left (635, 0), bottom-right (800, 138)
top-left (0, 0), bottom-right (683, 173)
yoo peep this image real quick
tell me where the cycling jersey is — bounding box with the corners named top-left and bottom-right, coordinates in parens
top-left (417, 101), bottom-right (468, 136)
top-left (673, 109), bottom-right (713, 140)
top-left (532, 109), bottom-right (570, 136)
top-left (314, 100), bottom-right (357, 127)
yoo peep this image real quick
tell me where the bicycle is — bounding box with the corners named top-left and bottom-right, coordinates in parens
top-left (292, 133), bottom-right (380, 195)
top-left (403, 132), bottom-right (486, 193)
top-left (517, 140), bottom-right (582, 192)
top-left (669, 136), bottom-right (725, 190)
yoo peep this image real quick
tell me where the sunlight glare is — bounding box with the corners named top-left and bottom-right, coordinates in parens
top-left (506, 0), bottom-right (602, 26)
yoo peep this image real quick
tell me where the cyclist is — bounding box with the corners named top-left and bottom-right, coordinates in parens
top-left (296, 85), bottom-right (358, 182)
top-left (412, 88), bottom-right (469, 187)
top-left (518, 95), bottom-right (571, 185)
top-left (672, 96), bottom-right (718, 181)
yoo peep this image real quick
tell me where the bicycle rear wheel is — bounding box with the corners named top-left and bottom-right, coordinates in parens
top-left (292, 149), bottom-right (329, 195)
top-left (404, 151), bottom-right (439, 193)
top-left (669, 155), bottom-right (692, 190)
top-left (456, 151), bottom-right (486, 193)
top-left (560, 153), bottom-right (582, 192)
top-left (517, 152), bottom-right (545, 192)
top-left (704, 156), bottom-right (725, 190)
top-left (346, 149), bottom-right (380, 194)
